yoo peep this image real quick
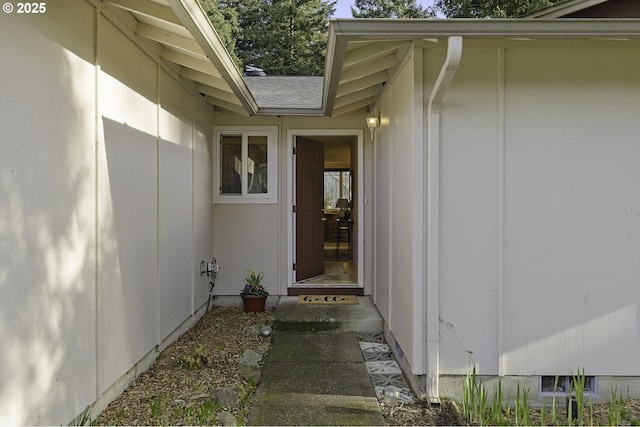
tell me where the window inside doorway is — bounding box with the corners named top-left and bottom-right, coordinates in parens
top-left (324, 169), bottom-right (351, 209)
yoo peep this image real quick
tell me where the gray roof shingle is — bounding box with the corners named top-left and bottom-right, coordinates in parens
top-left (243, 76), bottom-right (324, 110)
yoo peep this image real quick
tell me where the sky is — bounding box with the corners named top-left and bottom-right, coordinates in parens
top-left (331, 0), bottom-right (436, 18)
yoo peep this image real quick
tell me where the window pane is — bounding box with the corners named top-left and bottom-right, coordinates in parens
top-left (324, 170), bottom-right (351, 209)
top-left (248, 136), bottom-right (268, 194)
top-left (324, 171), bottom-right (340, 208)
top-left (221, 135), bottom-right (242, 194)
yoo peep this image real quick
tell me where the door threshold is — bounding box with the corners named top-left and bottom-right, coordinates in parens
top-left (287, 287), bottom-right (364, 296)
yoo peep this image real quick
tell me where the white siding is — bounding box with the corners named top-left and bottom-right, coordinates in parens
top-left (0, 3), bottom-right (214, 424)
top-left (436, 40), bottom-right (640, 378)
top-left (0, 3), bottom-right (97, 424)
top-left (502, 45), bottom-right (640, 375)
top-left (438, 47), bottom-right (501, 375)
top-left (98, 15), bottom-right (160, 394)
top-left (374, 89), bottom-right (392, 321)
top-left (158, 71), bottom-right (194, 339)
top-left (193, 104), bottom-right (214, 309)
top-left (372, 50), bottom-right (425, 374)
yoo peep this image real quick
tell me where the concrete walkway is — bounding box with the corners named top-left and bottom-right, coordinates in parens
top-left (247, 297), bottom-right (386, 426)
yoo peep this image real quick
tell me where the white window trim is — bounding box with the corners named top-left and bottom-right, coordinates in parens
top-left (214, 126), bottom-right (278, 204)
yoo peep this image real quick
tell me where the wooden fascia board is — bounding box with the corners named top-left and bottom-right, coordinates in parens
top-left (322, 27), bottom-right (349, 117)
top-left (255, 108), bottom-right (326, 116)
top-left (167, 0), bottom-right (258, 115)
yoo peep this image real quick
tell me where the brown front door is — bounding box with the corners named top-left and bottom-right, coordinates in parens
top-left (295, 137), bottom-right (325, 281)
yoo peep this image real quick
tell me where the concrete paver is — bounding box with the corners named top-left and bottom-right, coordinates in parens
top-left (248, 300), bottom-right (386, 426)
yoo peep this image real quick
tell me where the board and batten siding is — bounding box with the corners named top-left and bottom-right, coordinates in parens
top-left (373, 48), bottom-right (427, 376)
top-left (0, 3), bottom-right (214, 424)
top-left (437, 41), bottom-right (640, 377)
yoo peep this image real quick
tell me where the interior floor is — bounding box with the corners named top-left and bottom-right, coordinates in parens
top-left (296, 240), bottom-right (357, 285)
top-left (297, 260), bottom-right (357, 285)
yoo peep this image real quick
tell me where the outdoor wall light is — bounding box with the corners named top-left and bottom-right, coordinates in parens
top-left (366, 115), bottom-right (379, 130)
top-left (366, 114), bottom-right (379, 140)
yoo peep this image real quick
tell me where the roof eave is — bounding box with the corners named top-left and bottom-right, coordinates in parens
top-left (322, 22), bottom-right (349, 117)
top-left (524, 0), bottom-right (610, 18)
top-left (166, 0), bottom-right (258, 115)
top-left (327, 18), bottom-right (640, 39)
top-left (256, 108), bottom-right (326, 116)
top-left (322, 18), bottom-right (640, 116)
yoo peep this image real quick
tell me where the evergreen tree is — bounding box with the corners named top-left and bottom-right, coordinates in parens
top-left (352, 0), bottom-right (434, 18)
top-left (198, 0), bottom-right (242, 68)
top-left (207, 0), bottom-right (335, 76)
top-left (434, 0), bottom-right (563, 18)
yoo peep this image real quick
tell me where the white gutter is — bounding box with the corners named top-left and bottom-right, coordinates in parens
top-left (425, 35), bottom-right (463, 405)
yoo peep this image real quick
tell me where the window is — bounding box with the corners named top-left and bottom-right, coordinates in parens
top-left (540, 375), bottom-right (595, 395)
top-left (215, 127), bottom-right (277, 203)
top-left (324, 169), bottom-right (351, 209)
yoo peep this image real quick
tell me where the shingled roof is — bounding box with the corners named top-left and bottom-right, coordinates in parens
top-left (243, 76), bottom-right (324, 111)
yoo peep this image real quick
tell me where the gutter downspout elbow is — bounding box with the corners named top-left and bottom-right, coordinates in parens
top-left (425, 35), bottom-right (463, 405)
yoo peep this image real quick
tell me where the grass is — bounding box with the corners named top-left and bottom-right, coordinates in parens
top-left (461, 365), bottom-right (640, 426)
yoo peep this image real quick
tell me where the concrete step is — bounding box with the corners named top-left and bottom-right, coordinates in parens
top-left (274, 296), bottom-right (383, 332)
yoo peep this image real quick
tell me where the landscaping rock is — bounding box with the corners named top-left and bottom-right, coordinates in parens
top-left (236, 349), bottom-right (262, 368)
top-left (256, 342), bottom-right (270, 356)
top-left (216, 410), bottom-right (238, 426)
top-left (237, 365), bottom-right (262, 385)
top-left (212, 387), bottom-right (240, 409)
top-left (241, 325), bottom-right (262, 337)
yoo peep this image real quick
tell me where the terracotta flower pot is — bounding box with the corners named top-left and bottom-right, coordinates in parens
top-left (241, 294), bottom-right (268, 313)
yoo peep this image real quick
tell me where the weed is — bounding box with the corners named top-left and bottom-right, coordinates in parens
top-left (114, 407), bottom-right (123, 425)
top-left (571, 367), bottom-right (586, 426)
top-left (177, 345), bottom-right (209, 371)
top-left (489, 379), bottom-right (505, 425)
top-left (149, 394), bottom-right (170, 424)
top-left (462, 364), bottom-right (483, 423)
top-left (514, 382), bottom-right (531, 426)
top-left (196, 400), bottom-right (221, 424)
top-left (69, 406), bottom-right (93, 426)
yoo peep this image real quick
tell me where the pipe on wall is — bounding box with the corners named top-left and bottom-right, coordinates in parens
top-left (425, 35), bottom-right (463, 405)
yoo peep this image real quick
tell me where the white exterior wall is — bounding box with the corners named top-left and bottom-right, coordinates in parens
top-left (0, 4), bottom-right (214, 424)
top-left (437, 40), bottom-right (640, 379)
top-left (437, 46), bottom-right (501, 375)
top-left (373, 48), bottom-right (426, 375)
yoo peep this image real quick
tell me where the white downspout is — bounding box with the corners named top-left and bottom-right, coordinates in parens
top-left (425, 35), bottom-right (463, 405)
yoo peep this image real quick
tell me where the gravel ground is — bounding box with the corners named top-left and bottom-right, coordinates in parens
top-left (96, 306), bottom-right (451, 426)
top-left (95, 305), bottom-right (639, 426)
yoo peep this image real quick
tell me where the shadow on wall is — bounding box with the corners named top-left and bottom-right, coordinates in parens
top-left (0, 6), bottom-right (98, 425)
top-left (100, 117), bottom-right (159, 391)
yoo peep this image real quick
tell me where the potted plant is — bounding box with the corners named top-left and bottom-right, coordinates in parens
top-left (241, 270), bottom-right (269, 313)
